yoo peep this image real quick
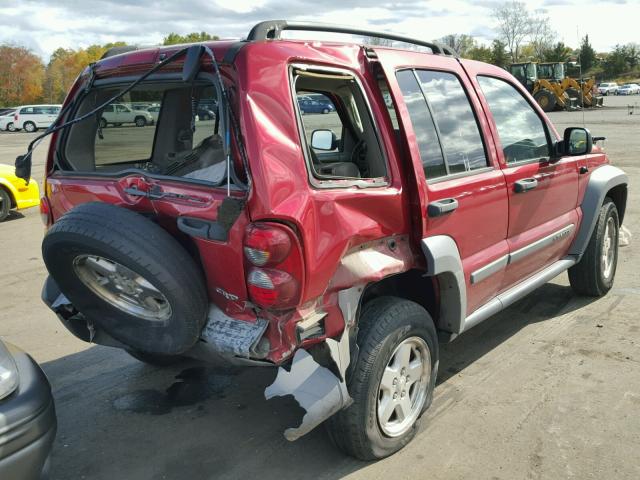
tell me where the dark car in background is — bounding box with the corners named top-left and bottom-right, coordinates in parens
top-left (0, 339), bottom-right (56, 479)
top-left (298, 96), bottom-right (336, 114)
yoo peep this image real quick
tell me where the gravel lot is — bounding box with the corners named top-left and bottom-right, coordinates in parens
top-left (0, 95), bottom-right (638, 479)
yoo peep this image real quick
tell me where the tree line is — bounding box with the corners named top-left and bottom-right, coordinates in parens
top-left (2, 5), bottom-right (639, 107)
top-left (0, 32), bottom-right (217, 107)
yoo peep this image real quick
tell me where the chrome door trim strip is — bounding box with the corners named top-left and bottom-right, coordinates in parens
top-left (509, 224), bottom-right (575, 264)
top-left (469, 224), bottom-right (575, 284)
top-left (470, 255), bottom-right (509, 284)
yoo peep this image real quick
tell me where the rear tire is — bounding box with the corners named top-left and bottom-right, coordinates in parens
top-left (0, 188), bottom-right (11, 222)
top-left (23, 121), bottom-right (36, 133)
top-left (6, 122), bottom-right (15, 132)
top-left (42, 202), bottom-right (209, 355)
top-left (569, 199), bottom-right (619, 297)
top-left (326, 297), bottom-right (438, 460)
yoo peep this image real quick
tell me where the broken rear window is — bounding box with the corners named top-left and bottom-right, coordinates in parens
top-left (63, 82), bottom-right (228, 184)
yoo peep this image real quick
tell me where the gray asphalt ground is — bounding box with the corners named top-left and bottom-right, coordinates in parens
top-left (0, 94), bottom-right (638, 479)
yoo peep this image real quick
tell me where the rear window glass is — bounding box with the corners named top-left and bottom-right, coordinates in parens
top-left (64, 83), bottom-right (225, 184)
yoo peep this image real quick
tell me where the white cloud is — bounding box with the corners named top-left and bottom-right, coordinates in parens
top-left (0, 0), bottom-right (636, 60)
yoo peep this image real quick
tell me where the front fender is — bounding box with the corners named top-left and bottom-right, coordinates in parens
top-left (570, 164), bottom-right (628, 259)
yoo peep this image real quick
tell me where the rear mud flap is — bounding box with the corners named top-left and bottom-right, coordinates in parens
top-left (265, 346), bottom-right (351, 441)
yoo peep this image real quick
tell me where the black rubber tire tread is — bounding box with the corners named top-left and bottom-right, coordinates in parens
top-left (126, 349), bottom-right (185, 367)
top-left (0, 188), bottom-right (11, 222)
top-left (42, 202), bottom-right (208, 354)
top-left (534, 89), bottom-right (556, 112)
top-left (134, 116), bottom-right (146, 127)
top-left (24, 121), bottom-right (36, 132)
top-left (326, 296), bottom-right (438, 460)
top-left (568, 198), bottom-right (619, 297)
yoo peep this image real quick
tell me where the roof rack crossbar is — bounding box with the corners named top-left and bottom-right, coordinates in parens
top-left (246, 20), bottom-right (458, 57)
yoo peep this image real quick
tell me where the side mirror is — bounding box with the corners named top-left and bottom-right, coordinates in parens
top-left (562, 127), bottom-right (593, 156)
top-left (182, 45), bottom-right (205, 83)
top-left (311, 129), bottom-right (337, 151)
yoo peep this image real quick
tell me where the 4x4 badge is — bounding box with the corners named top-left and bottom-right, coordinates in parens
top-left (215, 287), bottom-right (239, 301)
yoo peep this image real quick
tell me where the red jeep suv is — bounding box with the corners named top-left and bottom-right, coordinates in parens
top-left (29, 21), bottom-right (627, 459)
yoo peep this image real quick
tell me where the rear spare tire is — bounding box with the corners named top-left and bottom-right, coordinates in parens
top-left (42, 202), bottom-right (208, 355)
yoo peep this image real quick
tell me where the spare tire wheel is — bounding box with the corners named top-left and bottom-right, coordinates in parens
top-left (42, 202), bottom-right (208, 355)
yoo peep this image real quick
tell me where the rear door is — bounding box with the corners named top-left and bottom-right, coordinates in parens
top-left (471, 70), bottom-right (579, 290)
top-left (382, 51), bottom-right (509, 315)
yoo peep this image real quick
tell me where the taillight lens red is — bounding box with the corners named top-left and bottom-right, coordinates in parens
top-left (244, 222), bottom-right (303, 310)
top-left (13, 114), bottom-right (18, 121)
top-left (39, 196), bottom-right (52, 226)
top-left (244, 223), bottom-right (291, 266)
top-left (247, 268), bottom-right (298, 307)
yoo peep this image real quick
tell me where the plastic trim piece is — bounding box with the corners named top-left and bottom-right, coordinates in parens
top-left (421, 236), bottom-right (466, 333)
top-left (570, 164), bottom-right (628, 259)
top-left (463, 256), bottom-right (577, 332)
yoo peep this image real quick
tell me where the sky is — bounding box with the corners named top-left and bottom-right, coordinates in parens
top-left (0, 0), bottom-right (637, 60)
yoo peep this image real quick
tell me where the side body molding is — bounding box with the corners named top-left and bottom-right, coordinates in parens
top-left (570, 164), bottom-right (628, 259)
top-left (421, 236), bottom-right (466, 334)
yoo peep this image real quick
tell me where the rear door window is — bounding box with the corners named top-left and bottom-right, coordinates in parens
top-left (397, 69), bottom-right (488, 180)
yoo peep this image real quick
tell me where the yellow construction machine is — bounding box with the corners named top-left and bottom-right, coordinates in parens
top-left (509, 62), bottom-right (603, 112)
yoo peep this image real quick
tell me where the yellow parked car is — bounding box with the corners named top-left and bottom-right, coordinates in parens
top-left (0, 163), bottom-right (40, 222)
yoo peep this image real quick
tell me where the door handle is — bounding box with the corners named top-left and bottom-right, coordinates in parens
top-left (177, 216), bottom-right (227, 241)
top-left (427, 198), bottom-right (458, 217)
top-left (514, 178), bottom-right (538, 193)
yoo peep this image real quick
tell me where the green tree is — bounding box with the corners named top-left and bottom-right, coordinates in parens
top-left (543, 42), bottom-right (572, 62)
top-left (490, 40), bottom-right (510, 69)
top-left (578, 35), bottom-right (597, 72)
top-left (466, 44), bottom-right (493, 63)
top-left (162, 32), bottom-right (219, 45)
top-left (602, 45), bottom-right (629, 76)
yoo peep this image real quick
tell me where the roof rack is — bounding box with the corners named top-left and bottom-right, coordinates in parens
top-left (246, 20), bottom-right (458, 57)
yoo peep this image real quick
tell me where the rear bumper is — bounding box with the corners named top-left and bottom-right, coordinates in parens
top-left (0, 344), bottom-right (56, 480)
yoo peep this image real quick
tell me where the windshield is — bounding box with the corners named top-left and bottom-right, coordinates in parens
top-left (62, 81), bottom-right (230, 185)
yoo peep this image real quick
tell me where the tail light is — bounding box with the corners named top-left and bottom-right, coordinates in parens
top-left (244, 222), bottom-right (304, 310)
top-left (13, 114), bottom-right (18, 121)
top-left (39, 196), bottom-right (52, 226)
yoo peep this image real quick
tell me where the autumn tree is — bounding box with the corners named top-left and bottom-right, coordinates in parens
top-left (0, 45), bottom-right (45, 106)
top-left (162, 32), bottom-right (219, 45)
top-left (43, 42), bottom-right (127, 103)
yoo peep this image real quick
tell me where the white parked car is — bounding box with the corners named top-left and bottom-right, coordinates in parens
top-left (0, 109), bottom-right (17, 131)
top-left (597, 82), bottom-right (618, 96)
top-left (616, 83), bottom-right (640, 95)
top-left (146, 105), bottom-right (161, 122)
top-left (100, 104), bottom-right (154, 128)
top-left (13, 105), bottom-right (61, 132)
